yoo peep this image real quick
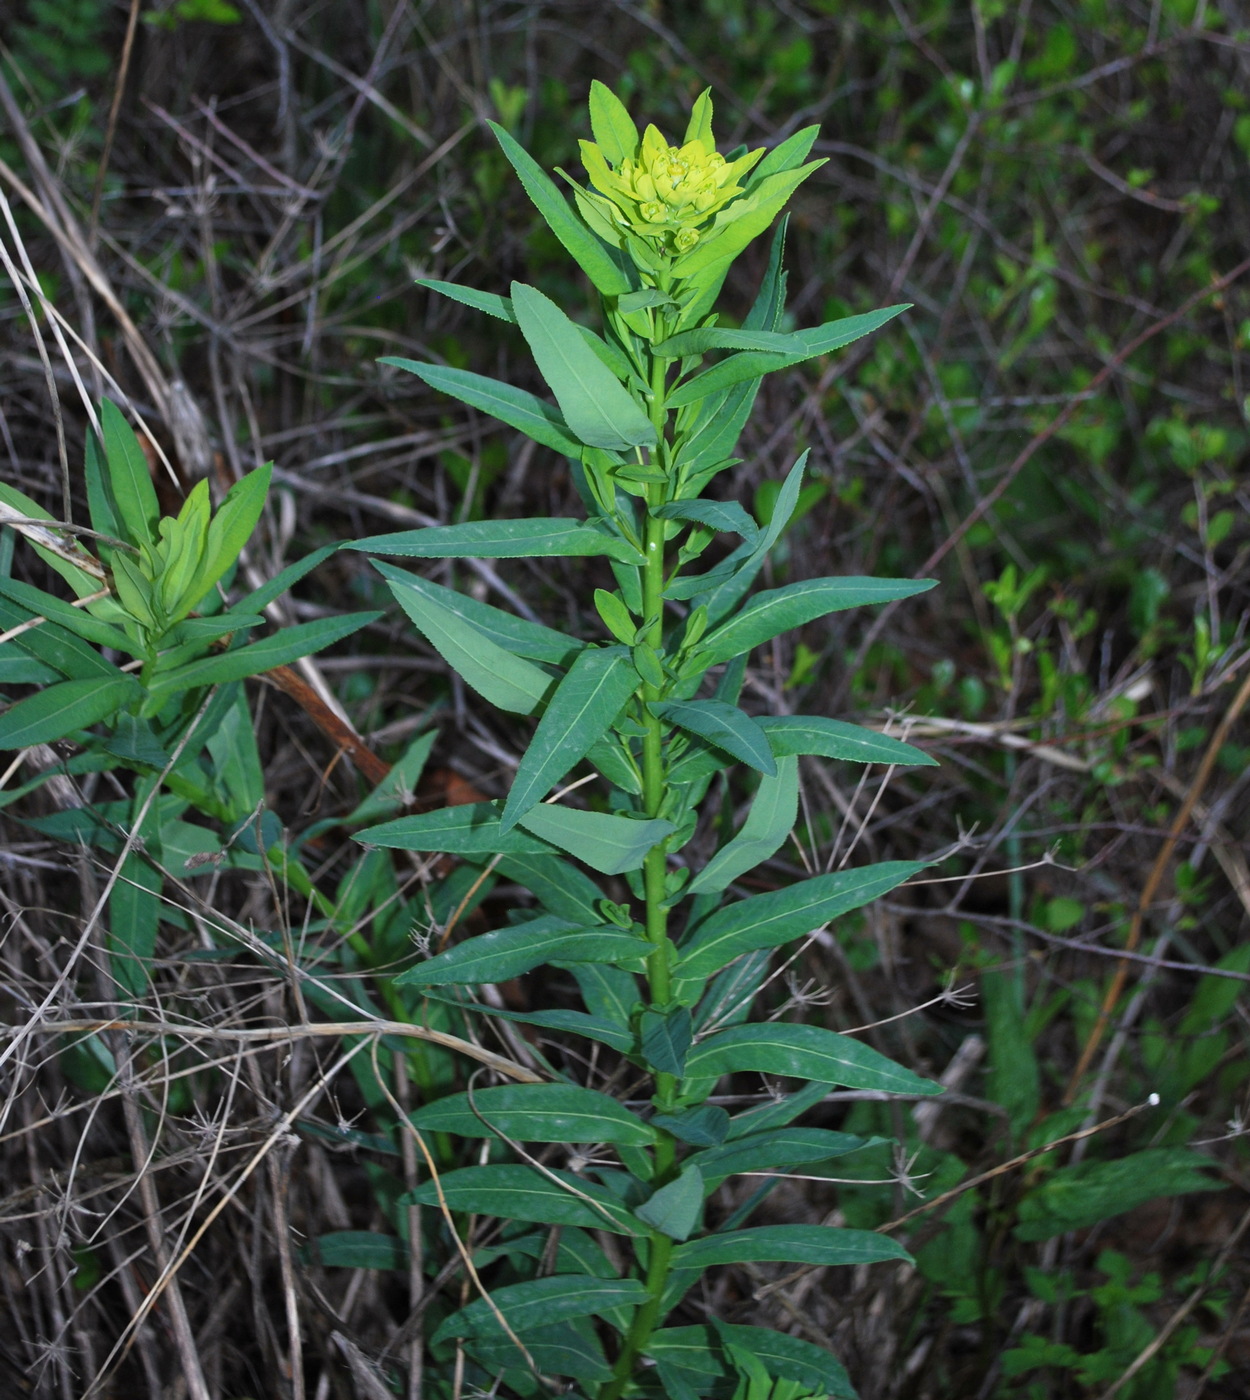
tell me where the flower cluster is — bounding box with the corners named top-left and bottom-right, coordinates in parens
top-left (580, 123), bottom-right (762, 255)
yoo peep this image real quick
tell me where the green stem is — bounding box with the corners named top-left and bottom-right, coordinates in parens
top-left (598, 1230), bottom-right (674, 1400)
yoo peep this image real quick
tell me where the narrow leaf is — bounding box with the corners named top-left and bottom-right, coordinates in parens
top-left (381, 569), bottom-right (553, 715)
top-left (693, 577), bottom-right (936, 669)
top-left (684, 1022), bottom-right (941, 1096)
top-left (351, 517), bottom-right (644, 565)
top-left (511, 282), bottom-right (656, 451)
top-left (359, 802), bottom-right (558, 857)
top-left (666, 306), bottom-right (909, 408)
top-left (395, 916), bottom-right (647, 987)
top-left (687, 756), bottom-right (799, 895)
top-left (0, 676), bottom-right (139, 749)
top-left (100, 399), bottom-right (160, 546)
top-left (491, 852), bottom-right (606, 923)
top-left (489, 121), bottom-right (634, 296)
top-left (656, 498), bottom-right (758, 540)
top-left (673, 1225), bottom-right (910, 1271)
top-left (0, 577), bottom-right (141, 656)
top-left (146, 612), bottom-right (379, 699)
top-left (503, 647), bottom-right (637, 828)
top-left (713, 1323), bottom-right (856, 1400)
top-left (418, 277), bottom-right (516, 323)
top-left (380, 358), bottom-right (583, 456)
top-left (654, 699), bottom-right (776, 777)
top-left (411, 1084), bottom-right (655, 1145)
top-left (760, 715), bottom-right (937, 767)
top-left (588, 80), bottom-right (640, 166)
top-left (690, 1127), bottom-right (871, 1191)
top-left (676, 862), bottom-right (925, 990)
top-left (516, 804), bottom-right (673, 876)
top-left (412, 1168), bottom-right (644, 1244)
top-left (311, 1231), bottom-right (407, 1270)
top-left (635, 1165), bottom-right (704, 1241)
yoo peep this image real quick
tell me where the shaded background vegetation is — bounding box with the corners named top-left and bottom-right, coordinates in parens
top-left (1, 1), bottom-right (1248, 1397)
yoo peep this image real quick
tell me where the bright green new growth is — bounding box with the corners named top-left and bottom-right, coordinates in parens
top-left (353, 81), bottom-right (940, 1399)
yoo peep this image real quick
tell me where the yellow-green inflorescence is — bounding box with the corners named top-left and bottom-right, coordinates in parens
top-left (581, 122), bottom-right (762, 255)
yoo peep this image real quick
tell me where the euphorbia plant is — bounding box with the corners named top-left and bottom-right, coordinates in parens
top-left (351, 82), bottom-right (940, 1399)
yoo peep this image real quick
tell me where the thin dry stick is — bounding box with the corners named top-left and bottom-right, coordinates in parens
top-left (89, 0), bottom-right (142, 238)
top-left (393, 1054), bottom-right (424, 1400)
top-left (1063, 666), bottom-right (1250, 1103)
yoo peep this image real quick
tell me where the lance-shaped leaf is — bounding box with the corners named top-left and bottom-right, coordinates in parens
top-left (655, 498), bottom-right (758, 541)
top-left (425, 990), bottom-right (635, 1054)
top-left (673, 1225), bottom-right (910, 1272)
top-left (470, 1322), bottom-right (612, 1386)
top-left (760, 715), bottom-right (937, 767)
top-left (666, 306), bottom-right (909, 408)
top-left (516, 803), bottom-right (673, 876)
top-left (635, 1165), bottom-right (704, 1241)
top-left (145, 612), bottom-right (380, 700)
top-left (359, 802), bottom-right (558, 857)
top-left (714, 1323), bottom-right (856, 1400)
top-left (311, 1232), bottom-right (407, 1270)
top-left (489, 121), bottom-right (634, 296)
top-left (418, 277), bottom-right (515, 323)
top-left (588, 79), bottom-right (640, 165)
top-left (689, 1126), bottom-right (871, 1192)
top-left (685, 1022), bottom-right (940, 1095)
top-left (395, 916), bottom-right (648, 987)
top-left (182, 462), bottom-right (272, 617)
top-left (511, 282), bottom-right (656, 451)
top-left (364, 564), bottom-right (581, 665)
top-left (692, 576), bottom-right (936, 670)
top-left (412, 1168), bottom-right (645, 1246)
top-left (490, 852), bottom-right (606, 923)
top-left (0, 577), bottom-right (141, 656)
top-left (0, 597), bottom-right (121, 681)
top-left (653, 699), bottom-right (776, 777)
top-left (676, 861), bottom-right (924, 991)
top-left (687, 756), bottom-right (798, 895)
top-left (100, 399), bottom-right (161, 546)
top-left (380, 358), bottom-right (583, 456)
top-left (0, 675), bottom-right (139, 750)
top-left (503, 647), bottom-right (637, 829)
top-left (352, 518), bottom-right (644, 565)
top-left (411, 1083), bottom-right (655, 1145)
top-left (381, 568), bottom-right (554, 715)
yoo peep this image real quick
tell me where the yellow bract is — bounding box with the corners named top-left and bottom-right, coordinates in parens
top-left (580, 122), bottom-right (763, 254)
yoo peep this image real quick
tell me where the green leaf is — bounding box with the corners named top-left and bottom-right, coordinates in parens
top-left (588, 80), bottom-right (640, 166)
top-left (673, 1225), bottom-right (910, 1272)
top-left (0, 577), bottom-right (141, 656)
top-left (656, 498), bottom-right (758, 540)
top-left (395, 916), bottom-right (647, 987)
top-left (0, 601), bottom-right (125, 684)
top-left (692, 577), bottom-right (936, 669)
top-left (685, 1022), bottom-right (940, 1096)
top-left (511, 282), bottom-right (656, 451)
top-left (594, 589), bottom-right (638, 645)
top-left (516, 804), bottom-right (673, 876)
top-left (503, 647), bottom-right (637, 830)
top-left (712, 1323), bottom-right (856, 1400)
top-left (232, 544), bottom-right (337, 615)
top-left (654, 699), bottom-right (776, 777)
top-left (187, 462), bottom-right (271, 614)
top-left (725, 1081), bottom-right (831, 1140)
top-left (652, 1105), bottom-right (731, 1148)
top-left (760, 715), bottom-right (937, 767)
top-left (489, 121), bottom-right (634, 296)
top-left (84, 425), bottom-right (122, 552)
top-left (430, 992), bottom-right (635, 1055)
top-left (100, 399), bottom-right (160, 546)
top-left (676, 862), bottom-right (925, 991)
top-left (380, 568), bottom-right (553, 715)
top-left (492, 852), bottom-right (606, 923)
top-left (636, 1165), bottom-right (704, 1240)
top-left (411, 1083), bottom-right (655, 1145)
top-left (379, 358), bottom-right (584, 456)
top-left (0, 482), bottom-right (105, 599)
top-left (683, 87), bottom-right (715, 148)
top-left (346, 728), bottom-right (436, 825)
top-left (690, 1127), bottom-right (871, 1191)
top-left (411, 1167), bottom-right (644, 1242)
top-left (0, 675), bottom-right (139, 749)
top-left (1014, 1148), bottom-right (1224, 1242)
top-left (687, 757), bottom-right (799, 895)
top-left (360, 802), bottom-right (558, 857)
top-left (666, 306), bottom-right (908, 408)
top-left (0, 646), bottom-right (58, 685)
top-left (146, 612), bottom-right (379, 699)
top-left (418, 277), bottom-right (516, 323)
top-left (469, 1320), bottom-right (612, 1385)
top-left (371, 562), bottom-right (580, 666)
top-left (351, 518), bottom-right (644, 565)
top-left (310, 1231), bottom-right (407, 1270)
top-left (641, 1004), bottom-right (694, 1077)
